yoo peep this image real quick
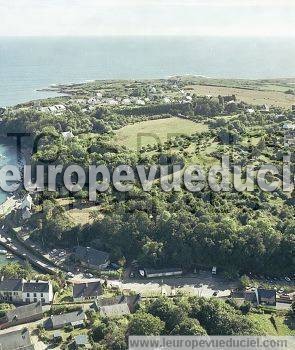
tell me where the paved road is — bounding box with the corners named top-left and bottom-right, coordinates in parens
top-left (0, 228), bottom-right (58, 274)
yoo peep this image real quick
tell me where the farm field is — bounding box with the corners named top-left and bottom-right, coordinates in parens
top-left (115, 117), bottom-right (208, 149)
top-left (188, 84), bottom-right (295, 108)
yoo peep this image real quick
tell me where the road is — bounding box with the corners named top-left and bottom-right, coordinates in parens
top-left (0, 227), bottom-right (58, 274)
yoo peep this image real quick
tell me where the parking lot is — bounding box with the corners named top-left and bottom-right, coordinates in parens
top-left (122, 271), bottom-right (238, 298)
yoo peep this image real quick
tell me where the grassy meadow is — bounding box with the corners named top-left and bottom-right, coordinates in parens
top-left (115, 117), bottom-right (208, 149)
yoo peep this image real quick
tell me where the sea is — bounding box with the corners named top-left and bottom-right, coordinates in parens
top-left (0, 36), bottom-right (295, 204)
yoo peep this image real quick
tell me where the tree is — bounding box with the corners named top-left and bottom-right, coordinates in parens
top-left (128, 312), bottom-right (165, 336)
top-left (171, 318), bottom-right (207, 335)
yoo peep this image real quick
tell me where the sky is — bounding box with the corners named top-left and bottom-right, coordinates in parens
top-left (0, 0), bottom-right (294, 37)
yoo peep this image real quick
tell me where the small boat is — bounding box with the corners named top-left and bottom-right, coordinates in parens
top-left (6, 253), bottom-right (14, 259)
top-left (0, 249), bottom-right (7, 254)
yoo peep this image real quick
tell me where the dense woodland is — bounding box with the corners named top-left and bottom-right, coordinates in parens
top-left (1, 79), bottom-right (294, 277)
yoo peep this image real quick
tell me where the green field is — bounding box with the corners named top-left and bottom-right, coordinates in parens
top-left (115, 117), bottom-right (208, 149)
top-left (247, 313), bottom-right (295, 336)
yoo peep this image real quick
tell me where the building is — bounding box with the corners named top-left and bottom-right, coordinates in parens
top-left (21, 194), bottom-right (33, 211)
top-left (257, 288), bottom-right (276, 306)
top-left (0, 279), bottom-right (53, 305)
top-left (140, 268), bottom-right (183, 278)
top-left (71, 335), bottom-right (90, 349)
top-left (99, 303), bottom-right (131, 318)
top-left (260, 104), bottom-right (270, 113)
top-left (244, 288), bottom-right (276, 306)
top-left (122, 98), bottom-right (131, 105)
top-left (0, 301), bottom-right (43, 330)
top-left (283, 124), bottom-right (295, 147)
top-left (92, 294), bottom-right (141, 313)
top-left (61, 131), bottom-right (74, 140)
top-left (0, 327), bottom-right (35, 350)
top-left (40, 104), bottom-right (66, 114)
top-left (0, 279), bottom-right (24, 303)
top-left (246, 108), bottom-right (255, 114)
top-left (73, 246), bottom-right (110, 270)
top-left (23, 281), bottom-right (53, 304)
top-left (163, 97), bottom-right (171, 104)
top-left (44, 310), bottom-right (86, 330)
top-left (73, 281), bottom-right (103, 302)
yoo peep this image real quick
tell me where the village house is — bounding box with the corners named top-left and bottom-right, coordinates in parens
top-left (23, 281), bottom-right (53, 304)
top-left (244, 288), bottom-right (276, 306)
top-left (260, 104), bottom-right (270, 113)
top-left (163, 97), bottom-right (171, 104)
top-left (87, 97), bottom-right (98, 105)
top-left (92, 294), bottom-right (141, 314)
top-left (71, 335), bottom-right (91, 349)
top-left (135, 99), bottom-right (145, 106)
top-left (0, 279), bottom-right (24, 303)
top-left (0, 327), bottom-right (35, 350)
top-left (257, 288), bottom-right (277, 306)
top-left (122, 98), bottom-right (131, 105)
top-left (40, 104), bottom-right (66, 114)
top-left (61, 131), bottom-right (74, 140)
top-left (0, 278), bottom-right (53, 304)
top-left (0, 301), bottom-right (43, 330)
top-left (21, 194), bottom-right (33, 211)
top-left (246, 108), bottom-right (255, 114)
top-left (20, 194), bottom-right (33, 220)
top-left (99, 303), bottom-right (131, 318)
top-left (73, 246), bottom-right (110, 270)
top-left (44, 310), bottom-right (86, 330)
top-left (72, 281), bottom-right (103, 302)
top-left (283, 124), bottom-right (295, 147)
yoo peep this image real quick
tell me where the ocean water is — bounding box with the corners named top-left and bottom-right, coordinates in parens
top-left (0, 144), bottom-right (18, 205)
top-left (0, 36), bottom-right (295, 107)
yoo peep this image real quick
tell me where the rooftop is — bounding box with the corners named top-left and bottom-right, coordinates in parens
top-left (99, 303), bottom-right (130, 318)
top-left (4, 301), bottom-right (42, 323)
top-left (0, 279), bottom-right (23, 292)
top-left (23, 281), bottom-right (50, 293)
top-left (73, 281), bottom-right (103, 299)
top-left (47, 310), bottom-right (85, 329)
top-left (73, 246), bottom-right (110, 267)
top-left (0, 328), bottom-right (34, 350)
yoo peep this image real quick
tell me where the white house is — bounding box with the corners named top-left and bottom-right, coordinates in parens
top-left (163, 97), bottom-right (171, 104)
top-left (122, 98), bottom-right (131, 105)
top-left (22, 281), bottom-right (53, 304)
top-left (22, 207), bottom-right (32, 220)
top-left (21, 194), bottom-right (33, 211)
top-left (135, 99), bottom-right (145, 106)
top-left (107, 99), bottom-right (119, 106)
top-left (246, 108), bottom-right (255, 114)
top-left (61, 131), bottom-right (74, 140)
top-left (0, 279), bottom-right (53, 304)
top-left (88, 97), bottom-right (98, 105)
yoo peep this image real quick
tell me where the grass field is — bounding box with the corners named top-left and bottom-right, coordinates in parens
top-left (115, 117), bottom-right (208, 149)
top-left (188, 84), bottom-right (295, 108)
top-left (247, 313), bottom-right (295, 336)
